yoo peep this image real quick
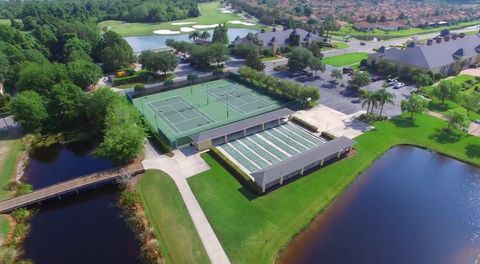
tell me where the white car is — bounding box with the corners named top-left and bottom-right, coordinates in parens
top-left (393, 82), bottom-right (405, 89)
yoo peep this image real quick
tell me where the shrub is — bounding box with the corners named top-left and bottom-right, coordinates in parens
top-left (358, 113), bottom-right (387, 123)
top-left (164, 79), bottom-right (174, 86)
top-left (120, 190), bottom-right (138, 211)
top-left (15, 183), bottom-right (33, 196)
top-left (212, 68), bottom-right (224, 76)
top-left (12, 223), bottom-right (30, 242)
top-left (134, 84), bottom-right (146, 91)
top-left (321, 131), bottom-right (337, 140)
top-left (113, 70), bottom-right (149, 86)
top-left (273, 65), bottom-right (288, 71)
top-left (291, 116), bottom-right (318, 132)
top-left (12, 208), bottom-right (30, 223)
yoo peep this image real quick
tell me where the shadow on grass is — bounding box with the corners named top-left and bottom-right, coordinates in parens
top-left (391, 116), bottom-right (418, 128)
top-left (465, 144), bottom-right (480, 158)
top-left (428, 100), bottom-right (452, 113)
top-left (238, 187), bottom-right (258, 201)
top-left (429, 128), bottom-right (462, 144)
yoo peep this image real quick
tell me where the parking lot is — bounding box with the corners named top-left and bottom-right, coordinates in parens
top-left (267, 66), bottom-right (416, 117)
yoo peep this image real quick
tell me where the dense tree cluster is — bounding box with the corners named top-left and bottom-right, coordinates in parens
top-left (0, 0), bottom-right (199, 24)
top-left (166, 39), bottom-right (229, 70)
top-left (238, 67), bottom-right (319, 106)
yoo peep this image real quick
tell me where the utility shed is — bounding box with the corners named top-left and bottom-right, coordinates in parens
top-left (250, 136), bottom-right (355, 192)
top-left (190, 108), bottom-right (294, 151)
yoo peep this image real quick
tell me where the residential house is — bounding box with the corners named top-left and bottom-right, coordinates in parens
top-left (353, 22), bottom-right (376, 31)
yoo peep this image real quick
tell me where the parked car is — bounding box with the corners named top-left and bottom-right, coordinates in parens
top-left (393, 82), bottom-right (405, 89)
top-left (371, 75), bottom-right (381, 81)
top-left (342, 67), bottom-right (354, 74)
top-left (387, 78), bottom-right (397, 83)
top-left (360, 42), bottom-right (366, 46)
top-left (474, 120), bottom-right (480, 124)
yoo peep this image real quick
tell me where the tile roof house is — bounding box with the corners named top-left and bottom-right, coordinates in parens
top-left (353, 22), bottom-right (376, 31)
top-left (233, 29), bottom-right (327, 52)
top-left (376, 21), bottom-right (406, 31)
top-left (368, 33), bottom-right (480, 75)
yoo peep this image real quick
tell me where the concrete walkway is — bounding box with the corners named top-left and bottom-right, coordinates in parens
top-left (142, 142), bottom-right (231, 264)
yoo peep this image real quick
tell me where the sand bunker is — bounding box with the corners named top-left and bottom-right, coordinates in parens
top-left (228, 20), bottom-right (256, 26)
top-left (171, 22), bottom-right (197, 25)
top-left (180, 27), bottom-right (196, 33)
top-left (192, 24), bottom-right (219, 29)
top-left (153, 29), bottom-right (181, 35)
top-left (220, 8), bottom-right (233, 13)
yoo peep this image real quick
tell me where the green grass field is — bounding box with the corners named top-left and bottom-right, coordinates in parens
top-left (188, 113), bottom-right (480, 264)
top-left (0, 130), bottom-right (22, 241)
top-left (321, 42), bottom-right (349, 51)
top-left (98, 1), bottom-right (266, 36)
top-left (422, 75), bottom-right (480, 121)
top-left (332, 20), bottom-right (480, 39)
top-left (0, 19), bottom-right (10, 26)
top-left (323, 52), bottom-right (368, 67)
top-left (137, 170), bottom-right (210, 264)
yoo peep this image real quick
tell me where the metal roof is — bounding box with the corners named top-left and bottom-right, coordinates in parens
top-left (233, 28), bottom-right (325, 48)
top-left (250, 136), bottom-right (355, 186)
top-left (374, 34), bottom-right (480, 70)
top-left (190, 108), bottom-right (294, 143)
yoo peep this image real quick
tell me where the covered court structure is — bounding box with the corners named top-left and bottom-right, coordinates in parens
top-left (190, 108), bottom-right (294, 151)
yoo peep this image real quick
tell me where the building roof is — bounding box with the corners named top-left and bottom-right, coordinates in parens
top-left (233, 29), bottom-right (324, 48)
top-left (190, 108), bottom-right (294, 143)
top-left (250, 136), bottom-right (355, 186)
top-left (373, 34), bottom-right (480, 69)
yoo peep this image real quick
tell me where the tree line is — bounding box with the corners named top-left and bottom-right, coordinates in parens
top-left (0, 0), bottom-right (199, 24)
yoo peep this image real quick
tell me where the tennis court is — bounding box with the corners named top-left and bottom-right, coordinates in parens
top-left (217, 123), bottom-right (327, 173)
top-left (132, 79), bottom-right (288, 148)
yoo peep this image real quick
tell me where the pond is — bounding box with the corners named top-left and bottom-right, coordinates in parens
top-left (125, 28), bottom-right (259, 53)
top-left (278, 146), bottom-right (480, 264)
top-left (21, 142), bottom-right (142, 264)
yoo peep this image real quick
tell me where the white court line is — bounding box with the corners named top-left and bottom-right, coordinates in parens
top-left (261, 130), bottom-right (301, 154)
top-left (227, 142), bottom-right (262, 170)
top-left (246, 137), bottom-right (282, 162)
top-left (146, 103), bottom-right (183, 134)
top-left (281, 124), bottom-right (320, 146)
top-left (273, 127), bottom-right (309, 150)
top-left (237, 140), bottom-right (272, 165)
top-left (254, 134), bottom-right (292, 157)
top-left (176, 97), bottom-right (216, 123)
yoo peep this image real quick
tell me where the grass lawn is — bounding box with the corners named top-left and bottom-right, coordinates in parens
top-left (188, 113), bottom-right (480, 264)
top-left (0, 19), bottom-right (10, 26)
top-left (323, 52), bottom-right (368, 67)
top-left (0, 130), bottom-right (22, 240)
top-left (421, 74), bottom-right (480, 120)
top-left (137, 169), bottom-right (210, 264)
top-left (321, 42), bottom-right (349, 51)
top-left (332, 20), bottom-right (480, 39)
top-left (98, 1), bottom-right (266, 36)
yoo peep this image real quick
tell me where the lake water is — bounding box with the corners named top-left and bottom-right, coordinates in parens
top-left (278, 146), bottom-right (480, 264)
top-left (125, 28), bottom-right (259, 53)
top-left (21, 142), bottom-right (142, 264)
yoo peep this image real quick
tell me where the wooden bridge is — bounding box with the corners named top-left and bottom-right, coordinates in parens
top-left (0, 163), bottom-right (145, 213)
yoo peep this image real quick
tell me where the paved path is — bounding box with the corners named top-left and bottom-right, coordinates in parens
top-left (142, 142), bottom-right (231, 264)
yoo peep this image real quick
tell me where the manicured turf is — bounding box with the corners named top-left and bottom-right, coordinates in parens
top-left (188, 113), bottom-right (480, 264)
top-left (323, 52), bottom-right (368, 67)
top-left (331, 20), bottom-right (480, 39)
top-left (137, 169), bottom-right (210, 264)
top-left (321, 42), bottom-right (349, 51)
top-left (98, 1), bottom-right (266, 36)
top-left (422, 75), bottom-right (480, 121)
top-left (0, 130), bottom-right (22, 240)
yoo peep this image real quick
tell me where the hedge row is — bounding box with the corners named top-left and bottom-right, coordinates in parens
top-left (143, 119), bottom-right (173, 156)
top-left (209, 147), bottom-right (262, 195)
top-left (113, 70), bottom-right (149, 86)
top-left (321, 131), bottom-right (337, 141)
top-left (291, 116), bottom-right (318, 132)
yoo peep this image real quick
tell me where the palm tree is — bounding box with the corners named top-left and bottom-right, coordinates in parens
top-left (376, 88), bottom-right (395, 117)
top-left (245, 32), bottom-right (254, 44)
top-left (200, 31), bottom-right (211, 43)
top-left (188, 31), bottom-right (199, 42)
top-left (359, 89), bottom-right (377, 114)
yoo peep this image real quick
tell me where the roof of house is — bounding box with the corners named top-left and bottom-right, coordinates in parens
top-left (372, 34), bottom-right (480, 69)
top-left (250, 136), bottom-right (355, 186)
top-left (353, 21), bottom-right (375, 28)
top-left (190, 108), bottom-right (294, 143)
top-left (233, 29), bottom-right (324, 48)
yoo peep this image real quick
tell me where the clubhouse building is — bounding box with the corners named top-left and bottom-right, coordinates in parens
top-left (368, 33), bottom-right (480, 75)
top-left (233, 28), bottom-right (327, 53)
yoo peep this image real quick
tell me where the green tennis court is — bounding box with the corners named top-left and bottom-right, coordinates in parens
top-left (133, 79), bottom-right (289, 148)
